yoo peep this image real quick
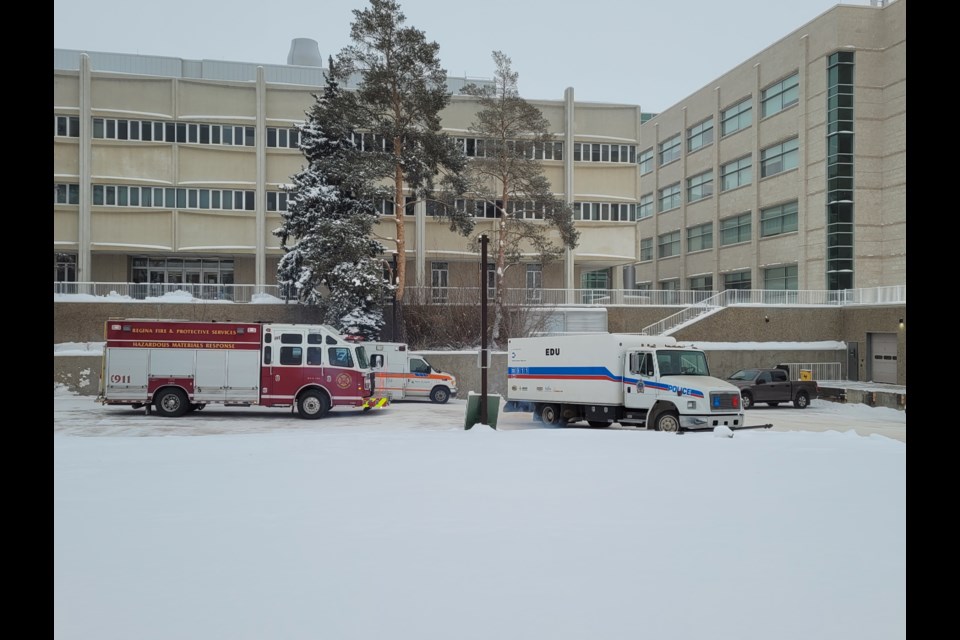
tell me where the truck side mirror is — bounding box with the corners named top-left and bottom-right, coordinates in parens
top-left (371, 354), bottom-right (383, 368)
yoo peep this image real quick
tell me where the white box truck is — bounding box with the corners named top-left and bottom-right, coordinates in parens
top-left (367, 342), bottom-right (458, 404)
top-left (504, 333), bottom-right (755, 433)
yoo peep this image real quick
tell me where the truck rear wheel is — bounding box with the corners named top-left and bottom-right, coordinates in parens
top-left (653, 410), bottom-right (681, 433)
top-left (793, 391), bottom-right (810, 409)
top-left (429, 386), bottom-right (450, 404)
top-left (297, 389), bottom-right (330, 419)
top-left (540, 404), bottom-right (562, 426)
top-left (154, 388), bottom-right (189, 418)
top-left (741, 392), bottom-right (754, 410)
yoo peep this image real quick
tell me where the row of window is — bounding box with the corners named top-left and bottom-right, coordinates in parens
top-left (54, 183), bottom-right (257, 211)
top-left (638, 71), bottom-right (799, 175)
top-left (455, 137), bottom-right (565, 161)
top-left (59, 183), bottom-right (639, 224)
top-left (638, 201), bottom-right (799, 260)
top-left (650, 137), bottom-right (798, 213)
top-left (635, 264), bottom-right (798, 293)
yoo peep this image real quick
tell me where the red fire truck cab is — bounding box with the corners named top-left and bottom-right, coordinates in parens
top-left (98, 319), bottom-right (389, 419)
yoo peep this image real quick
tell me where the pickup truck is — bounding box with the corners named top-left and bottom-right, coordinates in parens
top-left (726, 367), bottom-right (819, 409)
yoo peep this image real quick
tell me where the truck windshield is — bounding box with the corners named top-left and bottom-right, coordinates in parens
top-left (354, 346), bottom-right (369, 369)
top-left (656, 350), bottom-right (710, 376)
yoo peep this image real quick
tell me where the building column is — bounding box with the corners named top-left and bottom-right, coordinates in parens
top-left (255, 66), bottom-right (267, 289)
top-left (78, 54), bottom-right (92, 282)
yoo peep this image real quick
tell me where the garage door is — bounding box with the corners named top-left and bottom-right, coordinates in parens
top-left (869, 332), bottom-right (898, 384)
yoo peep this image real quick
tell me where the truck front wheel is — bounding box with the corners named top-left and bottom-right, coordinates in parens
top-left (793, 391), bottom-right (810, 409)
top-left (154, 388), bottom-right (189, 418)
top-left (297, 389), bottom-right (330, 419)
top-left (540, 404), bottom-right (563, 426)
top-left (429, 386), bottom-right (450, 404)
top-left (653, 410), bottom-right (681, 433)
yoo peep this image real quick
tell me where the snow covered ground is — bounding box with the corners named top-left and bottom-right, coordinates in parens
top-left (54, 387), bottom-right (905, 640)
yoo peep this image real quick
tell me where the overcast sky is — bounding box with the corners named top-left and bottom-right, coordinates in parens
top-left (53, 0), bottom-right (860, 112)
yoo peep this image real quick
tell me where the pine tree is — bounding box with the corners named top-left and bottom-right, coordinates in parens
top-left (334, 0), bottom-right (473, 303)
top-left (461, 51), bottom-right (580, 345)
top-left (274, 58), bottom-right (392, 340)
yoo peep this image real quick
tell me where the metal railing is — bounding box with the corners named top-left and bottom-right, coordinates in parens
top-left (54, 282), bottom-right (905, 311)
top-left (777, 362), bottom-right (844, 381)
top-left (52, 281), bottom-right (295, 303)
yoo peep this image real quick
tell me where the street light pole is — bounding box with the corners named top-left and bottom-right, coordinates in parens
top-left (480, 234), bottom-right (489, 426)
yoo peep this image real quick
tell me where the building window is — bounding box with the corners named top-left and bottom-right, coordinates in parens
top-left (688, 275), bottom-right (713, 292)
top-left (658, 134), bottom-right (681, 166)
top-left (54, 183), bottom-right (81, 205)
top-left (720, 212), bottom-right (752, 246)
top-left (761, 72), bottom-right (799, 118)
top-left (687, 117), bottom-right (714, 153)
top-left (431, 262), bottom-right (449, 302)
top-left (91, 117), bottom-right (257, 146)
top-left (686, 170), bottom-right (713, 203)
top-left (130, 257), bottom-right (235, 297)
top-left (573, 142), bottom-right (635, 163)
top-left (92, 184), bottom-right (255, 211)
top-left (760, 137), bottom-right (799, 178)
top-left (657, 230), bottom-right (681, 258)
top-left (640, 237), bottom-right (653, 262)
top-left (763, 264), bottom-right (799, 290)
top-left (687, 222), bottom-right (713, 252)
top-left (525, 264), bottom-right (542, 302)
top-left (266, 191), bottom-right (290, 212)
top-left (659, 279), bottom-right (680, 292)
top-left (574, 202), bottom-right (636, 222)
top-left (638, 148), bottom-right (654, 175)
top-left (721, 98), bottom-right (752, 136)
top-left (580, 269), bottom-right (609, 303)
top-left (55, 253), bottom-right (77, 283)
top-left (720, 155), bottom-right (752, 191)
top-left (723, 270), bottom-right (751, 290)
top-left (266, 127), bottom-right (301, 149)
top-left (55, 115), bottom-right (81, 138)
top-left (826, 50), bottom-right (856, 291)
top-left (460, 137), bottom-right (564, 161)
top-left (658, 183), bottom-right (681, 213)
top-left (760, 201), bottom-right (799, 237)
top-left (638, 193), bottom-right (653, 219)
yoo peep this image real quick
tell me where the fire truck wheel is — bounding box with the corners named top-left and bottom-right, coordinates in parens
top-left (297, 389), bottom-right (330, 419)
top-left (429, 386), bottom-right (450, 404)
top-left (653, 410), bottom-right (681, 433)
top-left (154, 388), bottom-right (189, 418)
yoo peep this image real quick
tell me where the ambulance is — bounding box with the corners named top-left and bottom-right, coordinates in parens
top-left (366, 342), bottom-right (458, 403)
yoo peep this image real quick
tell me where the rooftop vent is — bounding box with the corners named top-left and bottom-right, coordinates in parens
top-left (287, 38), bottom-right (322, 67)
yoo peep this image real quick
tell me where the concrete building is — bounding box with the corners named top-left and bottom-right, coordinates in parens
top-left (54, 42), bottom-right (652, 299)
top-left (633, 0), bottom-right (905, 294)
top-left (54, 0), bottom-right (904, 301)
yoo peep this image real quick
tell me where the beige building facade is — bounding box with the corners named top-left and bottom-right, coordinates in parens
top-left (634, 0), bottom-right (905, 294)
top-left (54, 0), bottom-right (904, 302)
top-left (54, 47), bottom-right (647, 298)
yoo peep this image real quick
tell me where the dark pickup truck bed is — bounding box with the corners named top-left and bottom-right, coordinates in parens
top-left (726, 368), bottom-right (819, 409)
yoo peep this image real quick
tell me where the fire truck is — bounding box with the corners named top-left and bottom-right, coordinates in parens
top-left (97, 319), bottom-right (389, 418)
